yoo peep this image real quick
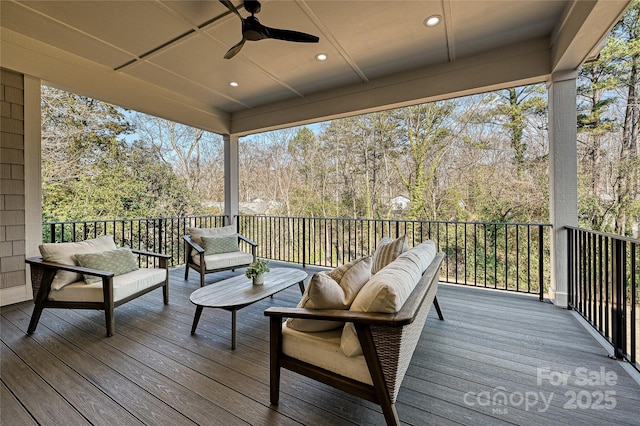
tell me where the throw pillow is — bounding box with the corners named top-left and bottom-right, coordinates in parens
top-left (340, 240), bottom-right (437, 356)
top-left (286, 256), bottom-right (372, 332)
top-left (201, 234), bottom-right (239, 255)
top-left (39, 235), bottom-right (118, 289)
top-left (371, 235), bottom-right (407, 274)
top-left (75, 247), bottom-right (139, 284)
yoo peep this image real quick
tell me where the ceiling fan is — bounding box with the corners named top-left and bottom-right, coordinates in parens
top-left (219, 0), bottom-right (319, 59)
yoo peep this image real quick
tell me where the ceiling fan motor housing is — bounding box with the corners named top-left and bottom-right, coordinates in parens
top-left (244, 0), bottom-right (261, 15)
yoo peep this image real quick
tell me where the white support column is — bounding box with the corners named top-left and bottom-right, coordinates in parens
top-left (547, 71), bottom-right (578, 308)
top-left (24, 75), bottom-right (42, 270)
top-left (223, 134), bottom-right (240, 226)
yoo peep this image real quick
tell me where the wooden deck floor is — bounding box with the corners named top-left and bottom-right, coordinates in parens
top-left (2, 263), bottom-right (639, 425)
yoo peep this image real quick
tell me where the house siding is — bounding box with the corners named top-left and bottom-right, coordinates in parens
top-left (0, 68), bottom-right (26, 292)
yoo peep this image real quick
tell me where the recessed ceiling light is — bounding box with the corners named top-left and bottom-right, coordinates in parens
top-left (229, 81), bottom-right (239, 87)
top-left (424, 15), bottom-right (441, 27)
top-left (315, 53), bottom-right (328, 61)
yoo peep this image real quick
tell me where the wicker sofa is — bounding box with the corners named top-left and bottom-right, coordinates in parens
top-left (265, 238), bottom-right (444, 426)
top-left (26, 235), bottom-right (170, 337)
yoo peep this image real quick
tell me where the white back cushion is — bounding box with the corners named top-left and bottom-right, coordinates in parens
top-left (39, 235), bottom-right (117, 290)
top-left (371, 235), bottom-right (407, 274)
top-left (287, 256), bottom-right (372, 332)
top-left (189, 225), bottom-right (236, 247)
top-left (340, 241), bottom-right (437, 356)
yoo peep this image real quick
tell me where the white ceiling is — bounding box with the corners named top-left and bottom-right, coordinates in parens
top-left (0, 0), bottom-right (632, 135)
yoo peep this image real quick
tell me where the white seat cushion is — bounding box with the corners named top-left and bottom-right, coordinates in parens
top-left (192, 251), bottom-right (253, 270)
top-left (282, 322), bottom-right (372, 385)
top-left (48, 268), bottom-right (167, 303)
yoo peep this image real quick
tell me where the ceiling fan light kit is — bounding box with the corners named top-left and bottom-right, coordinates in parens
top-left (220, 0), bottom-right (320, 59)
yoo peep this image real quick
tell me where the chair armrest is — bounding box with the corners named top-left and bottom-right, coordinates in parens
top-left (238, 234), bottom-right (258, 247)
top-left (238, 234), bottom-right (258, 261)
top-left (130, 249), bottom-right (171, 260)
top-left (131, 249), bottom-right (170, 269)
top-left (264, 306), bottom-right (411, 327)
top-left (25, 257), bottom-right (115, 279)
top-left (26, 257), bottom-right (116, 305)
top-left (183, 235), bottom-right (204, 253)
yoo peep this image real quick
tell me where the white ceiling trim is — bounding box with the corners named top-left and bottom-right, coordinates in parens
top-left (442, 0), bottom-right (456, 62)
top-left (551, 0), bottom-right (631, 73)
top-left (1, 0), bottom-right (632, 138)
top-left (11, 0), bottom-right (139, 63)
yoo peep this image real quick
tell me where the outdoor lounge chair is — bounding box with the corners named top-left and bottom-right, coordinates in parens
top-left (183, 225), bottom-right (257, 287)
top-left (26, 235), bottom-right (170, 337)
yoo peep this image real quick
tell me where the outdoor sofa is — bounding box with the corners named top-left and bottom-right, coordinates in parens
top-left (265, 236), bottom-right (444, 425)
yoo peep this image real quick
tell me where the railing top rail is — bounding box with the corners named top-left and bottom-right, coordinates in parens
top-left (236, 214), bottom-right (551, 227)
top-left (566, 226), bottom-right (640, 244)
top-left (43, 215), bottom-right (228, 226)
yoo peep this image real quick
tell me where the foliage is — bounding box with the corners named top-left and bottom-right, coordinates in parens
top-left (238, 89), bottom-right (549, 226)
top-left (39, 2), bottom-right (639, 240)
top-left (245, 258), bottom-right (270, 278)
top-left (41, 87), bottom-right (201, 222)
top-left (132, 113), bottom-right (224, 202)
top-left (576, 0), bottom-right (640, 236)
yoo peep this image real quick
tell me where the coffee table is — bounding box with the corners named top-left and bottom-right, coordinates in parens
top-left (189, 267), bottom-right (307, 349)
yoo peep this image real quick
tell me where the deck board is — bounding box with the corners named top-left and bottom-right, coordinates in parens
top-left (2, 263), bottom-right (638, 426)
top-left (0, 381), bottom-right (37, 426)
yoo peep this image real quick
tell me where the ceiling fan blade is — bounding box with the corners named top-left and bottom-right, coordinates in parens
top-left (220, 0), bottom-right (319, 58)
top-left (224, 39), bottom-right (246, 59)
top-left (264, 27), bottom-right (319, 43)
top-left (219, 0), bottom-right (242, 18)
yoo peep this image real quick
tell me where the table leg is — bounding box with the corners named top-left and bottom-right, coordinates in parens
top-left (231, 309), bottom-right (237, 350)
top-left (298, 281), bottom-right (305, 294)
top-left (191, 305), bottom-right (204, 335)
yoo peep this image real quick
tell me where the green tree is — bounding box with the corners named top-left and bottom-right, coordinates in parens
top-left (132, 113), bottom-right (224, 202)
top-left (488, 86), bottom-right (547, 179)
top-left (577, 47), bottom-right (618, 231)
top-left (576, 0), bottom-right (640, 236)
top-left (41, 87), bottom-right (198, 221)
top-left (609, 1), bottom-right (640, 235)
top-left (393, 102), bottom-right (455, 220)
top-left (287, 127), bottom-right (332, 217)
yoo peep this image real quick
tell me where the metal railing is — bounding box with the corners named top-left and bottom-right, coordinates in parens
top-left (567, 227), bottom-right (639, 371)
top-left (43, 214), bottom-right (551, 299)
top-left (43, 215), bottom-right (640, 370)
top-left (43, 215), bottom-right (227, 266)
top-left (236, 215), bottom-right (551, 299)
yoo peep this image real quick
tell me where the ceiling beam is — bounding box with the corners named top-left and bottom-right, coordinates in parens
top-left (1, 27), bottom-right (231, 134)
top-left (230, 37), bottom-right (551, 136)
top-left (551, 0), bottom-right (632, 73)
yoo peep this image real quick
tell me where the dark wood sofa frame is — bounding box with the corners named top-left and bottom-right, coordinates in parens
top-left (26, 249), bottom-right (170, 337)
top-left (265, 252), bottom-right (445, 426)
top-left (183, 234), bottom-right (257, 287)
